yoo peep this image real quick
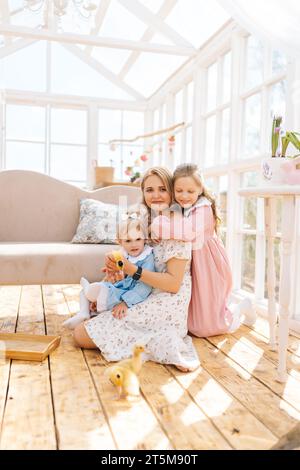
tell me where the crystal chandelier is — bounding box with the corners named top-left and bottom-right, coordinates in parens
top-left (24, 0), bottom-right (97, 21)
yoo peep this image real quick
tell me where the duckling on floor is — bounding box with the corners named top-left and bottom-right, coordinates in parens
top-left (117, 344), bottom-right (146, 375)
top-left (107, 365), bottom-right (140, 399)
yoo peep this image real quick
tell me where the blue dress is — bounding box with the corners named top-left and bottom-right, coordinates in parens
top-left (104, 247), bottom-right (155, 309)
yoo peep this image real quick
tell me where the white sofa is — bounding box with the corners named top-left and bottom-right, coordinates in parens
top-left (0, 170), bottom-right (140, 285)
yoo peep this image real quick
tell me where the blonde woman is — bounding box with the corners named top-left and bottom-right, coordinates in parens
top-left (73, 167), bottom-right (200, 372)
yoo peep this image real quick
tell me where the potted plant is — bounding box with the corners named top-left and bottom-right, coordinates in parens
top-left (281, 131), bottom-right (300, 158)
top-left (280, 131), bottom-right (300, 184)
top-left (262, 116), bottom-right (287, 184)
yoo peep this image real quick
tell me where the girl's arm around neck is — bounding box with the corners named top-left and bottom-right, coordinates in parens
top-left (151, 212), bottom-right (195, 242)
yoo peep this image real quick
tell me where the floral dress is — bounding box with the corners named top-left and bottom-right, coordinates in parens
top-left (84, 240), bottom-right (200, 369)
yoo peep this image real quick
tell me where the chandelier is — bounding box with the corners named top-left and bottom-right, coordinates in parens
top-left (24, 0), bottom-right (97, 21)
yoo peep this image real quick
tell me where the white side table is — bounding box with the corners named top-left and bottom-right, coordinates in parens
top-left (239, 186), bottom-right (300, 383)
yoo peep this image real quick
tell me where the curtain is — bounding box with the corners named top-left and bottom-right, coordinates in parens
top-left (218, 0), bottom-right (300, 57)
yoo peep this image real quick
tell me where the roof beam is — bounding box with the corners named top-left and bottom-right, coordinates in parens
top-left (119, 0), bottom-right (178, 80)
top-left (0, 24), bottom-right (195, 56)
top-left (0, 38), bottom-right (36, 59)
top-left (4, 89), bottom-right (147, 111)
top-left (117, 0), bottom-right (193, 48)
top-left (0, 1), bottom-right (10, 21)
top-left (85, 0), bottom-right (111, 55)
top-left (62, 43), bottom-right (145, 101)
top-left (0, 1), bottom-right (11, 46)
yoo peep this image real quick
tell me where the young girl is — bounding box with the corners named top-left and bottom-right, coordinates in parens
top-left (64, 214), bottom-right (155, 329)
top-left (151, 163), bottom-right (256, 337)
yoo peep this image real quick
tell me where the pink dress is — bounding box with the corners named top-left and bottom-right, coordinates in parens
top-left (151, 198), bottom-right (233, 337)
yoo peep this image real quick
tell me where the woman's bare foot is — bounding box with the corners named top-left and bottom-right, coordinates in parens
top-left (175, 364), bottom-right (199, 372)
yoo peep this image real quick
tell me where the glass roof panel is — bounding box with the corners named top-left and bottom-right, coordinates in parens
top-left (165, 0), bottom-right (230, 48)
top-left (51, 42), bottom-right (134, 100)
top-left (9, 0), bottom-right (24, 11)
top-left (99, 0), bottom-right (148, 41)
top-left (10, 6), bottom-right (43, 29)
top-left (124, 52), bottom-right (187, 97)
top-left (138, 0), bottom-right (166, 14)
top-left (150, 32), bottom-right (174, 46)
top-left (91, 46), bottom-right (132, 75)
top-left (1, 0), bottom-right (233, 100)
top-left (1, 40), bottom-right (46, 91)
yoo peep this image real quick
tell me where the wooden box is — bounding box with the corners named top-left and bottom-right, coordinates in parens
top-left (0, 332), bottom-right (61, 361)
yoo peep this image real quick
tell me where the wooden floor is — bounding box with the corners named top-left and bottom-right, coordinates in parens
top-left (0, 285), bottom-right (300, 450)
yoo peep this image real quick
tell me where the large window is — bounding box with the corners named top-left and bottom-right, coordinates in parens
top-left (4, 103), bottom-right (88, 186)
top-left (98, 109), bottom-right (144, 181)
top-left (50, 108), bottom-right (87, 185)
top-left (151, 82), bottom-right (193, 171)
top-left (241, 36), bottom-right (287, 159)
top-left (204, 51), bottom-right (232, 168)
top-left (5, 104), bottom-right (46, 173)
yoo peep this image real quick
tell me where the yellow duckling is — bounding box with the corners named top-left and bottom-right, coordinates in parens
top-left (107, 365), bottom-right (140, 399)
top-left (117, 344), bottom-right (145, 375)
top-left (112, 250), bottom-right (124, 270)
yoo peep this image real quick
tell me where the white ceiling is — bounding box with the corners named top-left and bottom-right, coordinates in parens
top-left (0, 0), bottom-right (230, 99)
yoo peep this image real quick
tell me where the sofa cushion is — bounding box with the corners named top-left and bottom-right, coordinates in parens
top-left (71, 198), bottom-right (118, 244)
top-left (0, 243), bottom-right (115, 285)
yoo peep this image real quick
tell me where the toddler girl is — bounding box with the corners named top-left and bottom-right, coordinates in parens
top-left (64, 214), bottom-right (155, 329)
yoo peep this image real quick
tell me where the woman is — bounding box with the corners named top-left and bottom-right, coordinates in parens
top-left (73, 167), bottom-right (200, 372)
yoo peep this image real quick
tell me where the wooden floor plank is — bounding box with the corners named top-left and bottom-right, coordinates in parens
top-left (62, 285), bottom-right (230, 450)
top-left (251, 317), bottom-right (300, 356)
top-left (62, 286), bottom-right (231, 449)
top-left (208, 334), bottom-right (300, 414)
top-left (43, 285), bottom-right (116, 450)
top-left (0, 286), bottom-right (56, 450)
top-left (166, 361), bottom-right (277, 450)
top-left (85, 350), bottom-right (173, 450)
top-left (2, 284), bottom-right (299, 450)
top-left (231, 325), bottom-right (300, 382)
top-left (0, 286), bottom-right (21, 333)
top-left (62, 284), bottom-right (172, 450)
top-left (139, 361), bottom-right (231, 450)
top-left (0, 286), bottom-right (21, 446)
top-left (194, 339), bottom-right (300, 439)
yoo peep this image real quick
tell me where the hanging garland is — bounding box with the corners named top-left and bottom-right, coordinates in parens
top-left (108, 122), bottom-right (184, 181)
top-left (108, 121), bottom-right (185, 150)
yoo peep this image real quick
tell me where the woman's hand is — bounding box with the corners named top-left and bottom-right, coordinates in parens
top-left (112, 301), bottom-right (128, 320)
top-left (104, 252), bottom-right (132, 276)
top-left (104, 252), bottom-right (125, 272)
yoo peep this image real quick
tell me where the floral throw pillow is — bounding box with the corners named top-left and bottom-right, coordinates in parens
top-left (71, 198), bottom-right (118, 244)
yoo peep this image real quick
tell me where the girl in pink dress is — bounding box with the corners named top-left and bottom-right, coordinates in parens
top-left (152, 163), bottom-right (256, 337)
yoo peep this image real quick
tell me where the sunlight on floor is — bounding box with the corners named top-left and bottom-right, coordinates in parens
top-left (228, 338), bottom-right (265, 375)
top-left (109, 406), bottom-right (170, 450)
top-left (227, 356), bottom-right (252, 380)
top-left (279, 398), bottom-right (300, 421)
top-left (194, 378), bottom-right (233, 417)
top-left (161, 380), bottom-right (185, 404)
top-left (180, 401), bottom-right (207, 426)
top-left (281, 374), bottom-right (300, 407)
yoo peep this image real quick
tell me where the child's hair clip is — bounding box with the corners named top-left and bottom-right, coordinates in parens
top-left (121, 212), bottom-right (139, 221)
